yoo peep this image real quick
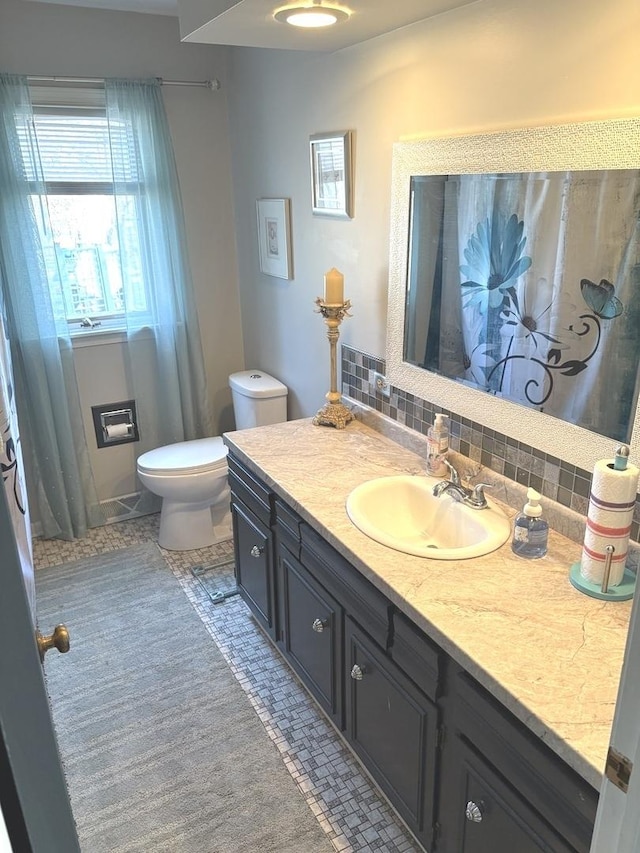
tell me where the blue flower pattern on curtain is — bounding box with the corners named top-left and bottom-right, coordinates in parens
top-left (459, 211), bottom-right (625, 407)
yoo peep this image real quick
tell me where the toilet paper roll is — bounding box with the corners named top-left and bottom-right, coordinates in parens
top-left (580, 457), bottom-right (639, 587)
top-left (105, 422), bottom-right (131, 440)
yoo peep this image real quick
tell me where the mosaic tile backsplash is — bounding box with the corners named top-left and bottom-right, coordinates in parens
top-left (341, 344), bottom-right (640, 544)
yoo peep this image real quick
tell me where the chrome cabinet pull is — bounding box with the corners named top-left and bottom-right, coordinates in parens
top-left (250, 545), bottom-right (264, 558)
top-left (350, 664), bottom-right (365, 681)
top-left (465, 801), bottom-right (483, 823)
top-left (312, 618), bottom-right (328, 633)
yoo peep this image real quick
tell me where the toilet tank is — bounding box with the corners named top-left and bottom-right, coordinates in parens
top-left (229, 370), bottom-right (288, 430)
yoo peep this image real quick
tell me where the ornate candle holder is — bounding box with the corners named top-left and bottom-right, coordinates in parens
top-left (313, 297), bottom-right (353, 429)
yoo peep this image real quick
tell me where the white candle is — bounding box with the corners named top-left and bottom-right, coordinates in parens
top-left (324, 268), bottom-right (344, 304)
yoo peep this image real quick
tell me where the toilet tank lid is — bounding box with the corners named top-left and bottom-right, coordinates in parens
top-left (229, 370), bottom-right (288, 399)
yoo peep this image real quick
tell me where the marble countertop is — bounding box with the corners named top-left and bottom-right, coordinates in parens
top-left (223, 416), bottom-right (632, 791)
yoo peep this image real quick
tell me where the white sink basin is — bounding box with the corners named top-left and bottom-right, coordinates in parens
top-left (346, 475), bottom-right (511, 560)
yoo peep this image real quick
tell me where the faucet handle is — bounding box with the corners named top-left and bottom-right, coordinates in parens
top-left (442, 458), bottom-right (460, 484)
top-left (471, 483), bottom-right (492, 506)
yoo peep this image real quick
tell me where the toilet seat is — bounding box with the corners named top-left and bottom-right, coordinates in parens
top-left (137, 437), bottom-right (228, 477)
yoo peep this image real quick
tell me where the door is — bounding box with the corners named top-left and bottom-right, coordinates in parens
top-left (591, 580), bottom-right (640, 852)
top-left (0, 478), bottom-right (81, 852)
top-left (0, 306), bottom-right (80, 851)
top-left (0, 306), bottom-right (34, 620)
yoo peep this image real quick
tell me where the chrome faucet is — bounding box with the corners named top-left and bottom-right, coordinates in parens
top-left (432, 460), bottom-right (491, 509)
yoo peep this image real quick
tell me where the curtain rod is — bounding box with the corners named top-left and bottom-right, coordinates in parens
top-left (27, 75), bottom-right (221, 91)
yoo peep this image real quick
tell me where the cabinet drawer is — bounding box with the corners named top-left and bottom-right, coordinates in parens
top-left (450, 735), bottom-right (574, 853)
top-left (275, 499), bottom-right (302, 558)
top-left (345, 617), bottom-right (438, 850)
top-left (301, 523), bottom-right (390, 649)
top-left (275, 498), bottom-right (301, 542)
top-left (278, 543), bottom-right (343, 728)
top-left (390, 610), bottom-right (441, 702)
top-left (451, 667), bottom-right (597, 852)
top-left (228, 456), bottom-right (273, 524)
top-left (232, 500), bottom-right (276, 639)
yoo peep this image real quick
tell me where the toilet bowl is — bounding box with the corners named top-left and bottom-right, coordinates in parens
top-left (137, 437), bottom-right (230, 551)
top-left (137, 370), bottom-right (287, 551)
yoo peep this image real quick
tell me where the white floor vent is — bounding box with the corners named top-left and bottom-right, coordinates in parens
top-left (100, 493), bottom-right (148, 525)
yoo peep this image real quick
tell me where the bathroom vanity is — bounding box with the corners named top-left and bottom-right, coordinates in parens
top-left (223, 417), bottom-right (632, 853)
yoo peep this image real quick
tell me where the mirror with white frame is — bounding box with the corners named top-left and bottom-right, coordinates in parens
top-left (386, 119), bottom-right (640, 473)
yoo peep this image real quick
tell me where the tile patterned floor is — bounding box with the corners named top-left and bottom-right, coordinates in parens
top-left (33, 515), bottom-right (422, 853)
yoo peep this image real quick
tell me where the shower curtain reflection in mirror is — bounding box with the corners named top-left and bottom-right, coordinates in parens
top-left (404, 170), bottom-right (640, 442)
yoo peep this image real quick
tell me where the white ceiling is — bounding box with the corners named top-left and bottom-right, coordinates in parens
top-left (23, 0), bottom-right (480, 51)
top-left (23, 0), bottom-right (178, 15)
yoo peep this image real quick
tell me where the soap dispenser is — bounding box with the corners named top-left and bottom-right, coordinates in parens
top-left (511, 488), bottom-right (548, 559)
top-left (426, 413), bottom-right (449, 477)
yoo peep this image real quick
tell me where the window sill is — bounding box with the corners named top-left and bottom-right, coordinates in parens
top-left (69, 324), bottom-right (156, 348)
top-left (70, 327), bottom-right (127, 348)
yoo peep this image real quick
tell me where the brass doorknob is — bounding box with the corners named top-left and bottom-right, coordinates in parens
top-left (36, 624), bottom-right (70, 662)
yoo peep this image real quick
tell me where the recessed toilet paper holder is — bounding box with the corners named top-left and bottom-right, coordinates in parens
top-left (92, 400), bottom-right (139, 448)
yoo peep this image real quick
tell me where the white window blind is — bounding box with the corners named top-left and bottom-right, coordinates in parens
top-left (18, 113), bottom-right (139, 185)
top-left (28, 84), bottom-right (106, 111)
top-left (16, 87), bottom-right (148, 327)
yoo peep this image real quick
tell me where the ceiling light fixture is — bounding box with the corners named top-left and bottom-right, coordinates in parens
top-left (274, 2), bottom-right (349, 28)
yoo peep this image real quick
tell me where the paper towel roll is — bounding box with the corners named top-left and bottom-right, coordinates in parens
top-left (580, 457), bottom-right (639, 587)
top-left (105, 422), bottom-right (131, 440)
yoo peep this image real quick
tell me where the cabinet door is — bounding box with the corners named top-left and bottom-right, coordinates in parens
top-left (345, 618), bottom-right (438, 850)
top-left (278, 544), bottom-right (343, 728)
top-left (232, 500), bottom-right (276, 640)
top-left (449, 736), bottom-right (574, 853)
top-left (441, 667), bottom-right (597, 853)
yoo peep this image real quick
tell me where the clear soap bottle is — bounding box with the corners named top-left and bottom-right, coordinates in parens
top-left (426, 413), bottom-right (449, 477)
top-left (511, 487), bottom-right (548, 558)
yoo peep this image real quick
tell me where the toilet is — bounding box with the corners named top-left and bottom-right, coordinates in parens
top-left (136, 370), bottom-right (288, 551)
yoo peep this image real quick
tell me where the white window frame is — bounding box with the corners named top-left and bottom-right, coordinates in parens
top-left (26, 86), bottom-right (150, 336)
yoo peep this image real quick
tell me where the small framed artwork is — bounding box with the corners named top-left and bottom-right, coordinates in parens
top-left (256, 198), bottom-right (293, 279)
top-left (310, 130), bottom-right (353, 219)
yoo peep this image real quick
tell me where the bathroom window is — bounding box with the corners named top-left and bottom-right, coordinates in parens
top-left (20, 96), bottom-right (148, 331)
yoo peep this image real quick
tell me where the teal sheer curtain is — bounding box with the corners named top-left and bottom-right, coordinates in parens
top-left (0, 73), bottom-right (102, 539)
top-left (105, 79), bottom-right (212, 460)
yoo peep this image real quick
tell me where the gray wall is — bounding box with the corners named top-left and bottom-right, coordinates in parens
top-left (226, 0), bottom-right (640, 424)
top-left (1, 0), bottom-right (639, 502)
top-left (0, 0), bottom-right (244, 501)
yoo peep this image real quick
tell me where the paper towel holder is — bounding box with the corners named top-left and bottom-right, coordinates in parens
top-left (569, 442), bottom-right (638, 601)
top-left (91, 400), bottom-right (139, 449)
top-left (569, 546), bottom-right (636, 601)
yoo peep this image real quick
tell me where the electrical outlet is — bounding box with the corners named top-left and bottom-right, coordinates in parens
top-left (373, 371), bottom-right (390, 398)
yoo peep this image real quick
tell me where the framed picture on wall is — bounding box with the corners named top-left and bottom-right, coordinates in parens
top-left (310, 130), bottom-right (354, 219)
top-left (256, 198), bottom-right (293, 279)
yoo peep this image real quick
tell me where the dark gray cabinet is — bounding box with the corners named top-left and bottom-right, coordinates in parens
top-left (277, 541), bottom-right (343, 728)
top-left (277, 491), bottom-right (439, 844)
top-left (345, 617), bottom-right (439, 850)
top-left (448, 737), bottom-right (575, 853)
top-left (228, 454), bottom-right (598, 853)
top-left (232, 501), bottom-right (274, 636)
top-left (437, 668), bottom-right (597, 853)
top-left (229, 456), bottom-right (277, 641)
